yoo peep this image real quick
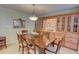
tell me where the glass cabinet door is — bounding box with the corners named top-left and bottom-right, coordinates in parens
top-left (62, 17), bottom-right (65, 31)
top-left (67, 16), bottom-right (71, 32)
top-left (73, 16), bottom-right (78, 32)
top-left (57, 17), bottom-right (65, 31)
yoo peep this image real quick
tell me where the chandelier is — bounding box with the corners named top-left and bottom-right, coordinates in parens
top-left (29, 4), bottom-right (38, 21)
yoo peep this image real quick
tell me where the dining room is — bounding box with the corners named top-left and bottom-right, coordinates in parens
top-left (0, 4), bottom-right (79, 54)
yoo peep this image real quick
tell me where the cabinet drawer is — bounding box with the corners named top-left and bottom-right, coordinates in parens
top-left (65, 37), bottom-right (78, 43)
top-left (64, 41), bottom-right (77, 50)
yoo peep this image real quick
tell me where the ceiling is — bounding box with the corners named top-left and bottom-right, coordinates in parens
top-left (0, 4), bottom-right (79, 16)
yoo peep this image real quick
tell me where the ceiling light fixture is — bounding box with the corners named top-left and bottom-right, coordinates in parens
top-left (29, 4), bottom-right (38, 21)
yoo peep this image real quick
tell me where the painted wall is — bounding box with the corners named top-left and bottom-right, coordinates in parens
top-left (0, 7), bottom-right (35, 45)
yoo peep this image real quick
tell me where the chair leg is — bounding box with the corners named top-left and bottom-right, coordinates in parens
top-left (26, 47), bottom-right (29, 54)
top-left (39, 48), bottom-right (45, 54)
top-left (18, 46), bottom-right (20, 52)
top-left (55, 42), bottom-right (61, 54)
top-left (55, 47), bottom-right (59, 54)
top-left (34, 46), bottom-right (36, 54)
top-left (5, 42), bottom-right (7, 48)
top-left (22, 47), bottom-right (24, 54)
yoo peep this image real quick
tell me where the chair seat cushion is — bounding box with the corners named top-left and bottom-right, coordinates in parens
top-left (45, 44), bottom-right (57, 52)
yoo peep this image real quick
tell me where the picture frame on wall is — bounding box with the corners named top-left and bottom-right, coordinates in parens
top-left (13, 18), bottom-right (26, 28)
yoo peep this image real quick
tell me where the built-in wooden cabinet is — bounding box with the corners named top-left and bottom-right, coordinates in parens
top-left (57, 17), bottom-right (65, 31)
top-left (64, 33), bottom-right (79, 51)
top-left (73, 15), bottom-right (78, 32)
top-left (66, 16), bottom-right (71, 32)
top-left (56, 14), bottom-right (79, 33)
top-left (57, 14), bottom-right (79, 51)
top-left (35, 13), bottom-right (79, 51)
top-left (61, 17), bottom-right (65, 31)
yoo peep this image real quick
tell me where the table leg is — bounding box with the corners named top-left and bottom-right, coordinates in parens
top-left (39, 48), bottom-right (45, 54)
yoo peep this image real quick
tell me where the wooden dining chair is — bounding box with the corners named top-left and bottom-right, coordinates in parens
top-left (21, 30), bottom-right (28, 34)
top-left (17, 34), bottom-right (29, 54)
top-left (27, 39), bottom-right (35, 54)
top-left (51, 38), bottom-right (64, 53)
top-left (45, 32), bottom-right (64, 54)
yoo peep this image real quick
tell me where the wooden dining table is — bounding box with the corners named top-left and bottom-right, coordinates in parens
top-left (23, 32), bottom-right (55, 54)
top-left (34, 36), bottom-right (55, 54)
